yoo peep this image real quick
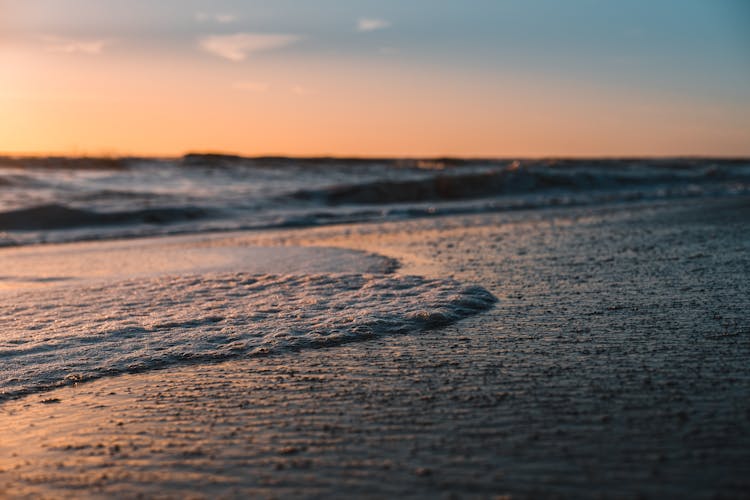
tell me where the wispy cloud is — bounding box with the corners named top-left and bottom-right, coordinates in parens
top-left (42, 35), bottom-right (108, 55)
top-left (233, 81), bottom-right (270, 92)
top-left (199, 33), bottom-right (299, 61)
top-left (195, 12), bottom-right (237, 24)
top-left (357, 18), bottom-right (391, 32)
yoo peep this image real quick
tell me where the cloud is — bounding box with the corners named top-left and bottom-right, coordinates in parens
top-left (199, 33), bottom-right (299, 61)
top-left (233, 81), bottom-right (270, 92)
top-left (357, 18), bottom-right (391, 32)
top-left (195, 12), bottom-right (237, 24)
top-left (42, 36), bottom-right (107, 55)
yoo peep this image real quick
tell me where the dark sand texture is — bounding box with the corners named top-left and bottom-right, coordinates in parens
top-left (1, 197), bottom-right (749, 498)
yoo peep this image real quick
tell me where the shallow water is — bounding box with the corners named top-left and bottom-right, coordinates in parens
top-left (0, 239), bottom-right (494, 401)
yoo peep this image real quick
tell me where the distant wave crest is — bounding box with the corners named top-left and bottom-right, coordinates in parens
top-left (0, 204), bottom-right (212, 231)
top-left (288, 160), bottom-right (750, 205)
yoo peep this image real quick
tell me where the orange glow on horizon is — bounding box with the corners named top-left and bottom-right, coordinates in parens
top-left (2, 44), bottom-right (749, 158)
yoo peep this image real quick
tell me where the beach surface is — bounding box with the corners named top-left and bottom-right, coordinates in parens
top-left (1, 197), bottom-right (749, 498)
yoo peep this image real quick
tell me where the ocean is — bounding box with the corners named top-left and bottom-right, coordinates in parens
top-left (1, 156), bottom-right (749, 497)
top-left (1, 156), bottom-right (748, 401)
top-left (1, 155), bottom-right (748, 246)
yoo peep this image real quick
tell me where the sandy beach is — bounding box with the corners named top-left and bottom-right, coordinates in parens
top-left (4, 1), bottom-right (750, 497)
top-left (1, 196), bottom-right (748, 498)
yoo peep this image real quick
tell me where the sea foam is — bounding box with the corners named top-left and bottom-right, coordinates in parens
top-left (0, 272), bottom-right (496, 401)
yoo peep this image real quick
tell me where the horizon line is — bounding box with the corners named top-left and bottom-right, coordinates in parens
top-left (2, 151), bottom-right (749, 162)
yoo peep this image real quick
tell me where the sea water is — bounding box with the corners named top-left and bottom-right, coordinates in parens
top-left (1, 155), bottom-right (748, 246)
top-left (1, 155), bottom-right (747, 400)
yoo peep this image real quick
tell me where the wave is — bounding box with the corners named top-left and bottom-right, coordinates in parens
top-left (0, 156), bottom-right (133, 170)
top-left (0, 203), bottom-right (213, 231)
top-left (288, 160), bottom-right (750, 205)
top-left (0, 272), bottom-right (496, 401)
top-left (0, 173), bottom-right (47, 188)
top-left (1, 157), bottom-right (748, 244)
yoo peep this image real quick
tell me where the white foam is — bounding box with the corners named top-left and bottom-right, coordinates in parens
top-left (0, 271), bottom-right (495, 400)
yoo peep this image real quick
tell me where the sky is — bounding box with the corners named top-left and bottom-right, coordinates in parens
top-left (1, 0), bottom-right (749, 157)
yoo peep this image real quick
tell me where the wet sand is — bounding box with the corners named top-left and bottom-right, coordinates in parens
top-left (1, 197), bottom-right (749, 498)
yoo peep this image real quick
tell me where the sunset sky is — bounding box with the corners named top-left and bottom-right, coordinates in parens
top-left (2, 0), bottom-right (749, 157)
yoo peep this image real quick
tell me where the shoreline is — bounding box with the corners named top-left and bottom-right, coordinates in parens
top-left (2, 197), bottom-right (749, 498)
